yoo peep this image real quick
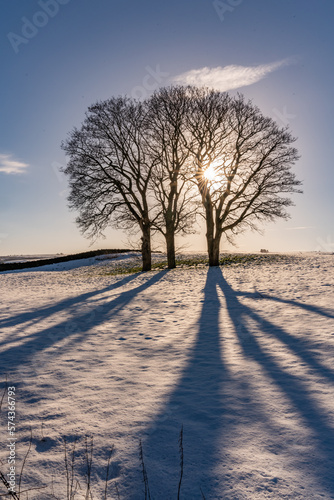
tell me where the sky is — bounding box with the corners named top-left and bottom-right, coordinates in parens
top-left (1, 0), bottom-right (334, 256)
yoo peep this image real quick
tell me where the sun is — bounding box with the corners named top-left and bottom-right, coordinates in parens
top-left (201, 162), bottom-right (228, 194)
top-left (203, 165), bottom-right (216, 181)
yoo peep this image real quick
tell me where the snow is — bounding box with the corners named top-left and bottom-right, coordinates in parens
top-left (1, 252), bottom-right (142, 273)
top-left (0, 252), bottom-right (333, 499)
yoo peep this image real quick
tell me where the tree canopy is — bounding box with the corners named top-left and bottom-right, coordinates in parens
top-left (61, 86), bottom-right (302, 269)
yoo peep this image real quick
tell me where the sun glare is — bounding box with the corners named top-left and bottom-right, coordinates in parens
top-left (202, 162), bottom-right (228, 193)
top-left (203, 165), bottom-right (216, 181)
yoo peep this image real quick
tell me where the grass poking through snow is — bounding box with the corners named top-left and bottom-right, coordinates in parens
top-left (98, 252), bottom-right (300, 276)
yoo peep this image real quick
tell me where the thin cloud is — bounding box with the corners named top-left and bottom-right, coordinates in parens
top-left (285, 226), bottom-right (314, 230)
top-left (172, 59), bottom-right (291, 91)
top-left (0, 154), bottom-right (29, 174)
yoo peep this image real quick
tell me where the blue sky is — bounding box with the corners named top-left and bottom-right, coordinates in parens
top-left (1, 0), bottom-right (333, 255)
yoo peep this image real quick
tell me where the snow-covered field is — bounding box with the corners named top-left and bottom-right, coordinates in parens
top-left (0, 252), bottom-right (333, 499)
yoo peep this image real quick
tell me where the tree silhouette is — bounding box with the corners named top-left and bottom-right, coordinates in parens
top-left (147, 87), bottom-right (199, 268)
top-left (61, 87), bottom-right (301, 268)
top-left (61, 97), bottom-right (157, 271)
top-left (185, 88), bottom-right (302, 265)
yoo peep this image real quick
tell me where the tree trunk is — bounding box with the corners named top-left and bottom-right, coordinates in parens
top-left (205, 199), bottom-right (217, 266)
top-left (141, 223), bottom-right (151, 271)
top-left (210, 236), bottom-right (221, 266)
top-left (208, 236), bottom-right (221, 266)
top-left (165, 226), bottom-right (176, 269)
top-left (164, 178), bottom-right (177, 269)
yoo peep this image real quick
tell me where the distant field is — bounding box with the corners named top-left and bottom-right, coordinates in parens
top-left (0, 249), bottom-right (137, 271)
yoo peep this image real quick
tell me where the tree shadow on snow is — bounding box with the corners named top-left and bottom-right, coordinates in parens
top-left (0, 272), bottom-right (140, 332)
top-left (218, 269), bottom-right (334, 498)
top-left (134, 268), bottom-right (270, 499)
top-left (1, 271), bottom-right (169, 376)
top-left (134, 267), bottom-right (334, 499)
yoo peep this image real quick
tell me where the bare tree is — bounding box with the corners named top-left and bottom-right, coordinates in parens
top-left (185, 88), bottom-right (302, 265)
top-left (147, 87), bottom-right (199, 268)
top-left (61, 96), bottom-right (157, 271)
top-left (61, 87), bottom-right (301, 271)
